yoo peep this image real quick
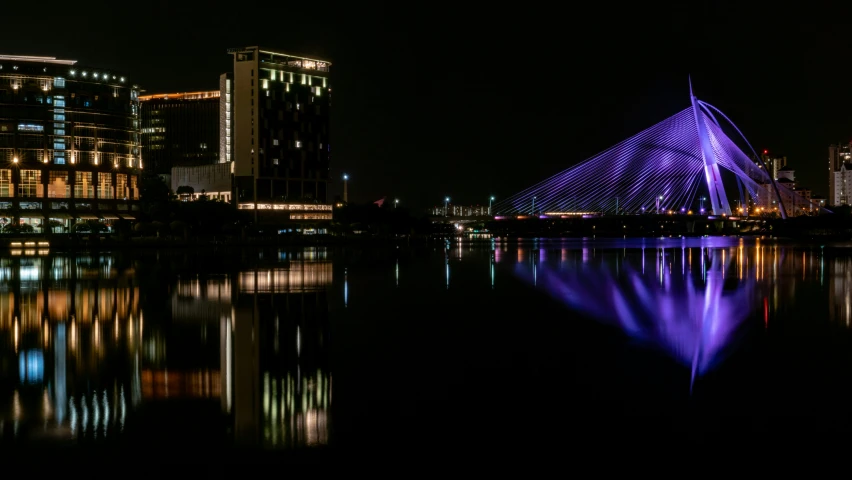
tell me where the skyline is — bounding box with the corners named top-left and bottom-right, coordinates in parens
top-left (2, 2), bottom-right (849, 209)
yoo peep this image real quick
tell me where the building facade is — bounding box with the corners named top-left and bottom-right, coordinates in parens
top-left (759, 152), bottom-right (787, 180)
top-left (430, 204), bottom-right (490, 216)
top-left (227, 47), bottom-right (331, 207)
top-left (139, 91), bottom-right (220, 176)
top-left (828, 142), bottom-right (852, 205)
top-left (171, 162), bottom-right (232, 202)
top-left (757, 168), bottom-right (815, 216)
top-left (0, 55), bottom-right (141, 232)
top-left (833, 162), bottom-right (852, 206)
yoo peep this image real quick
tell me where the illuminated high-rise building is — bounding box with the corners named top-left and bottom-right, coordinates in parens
top-left (226, 47), bottom-right (331, 206)
top-left (0, 55), bottom-right (142, 231)
top-left (164, 48), bottom-right (333, 227)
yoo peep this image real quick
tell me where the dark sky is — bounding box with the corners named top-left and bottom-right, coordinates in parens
top-left (2, 2), bottom-right (849, 207)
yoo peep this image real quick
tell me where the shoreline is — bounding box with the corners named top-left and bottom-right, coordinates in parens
top-left (0, 232), bottom-right (849, 251)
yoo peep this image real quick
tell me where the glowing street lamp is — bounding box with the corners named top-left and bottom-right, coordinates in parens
top-left (444, 197), bottom-right (450, 216)
top-left (343, 173), bottom-right (349, 203)
top-left (394, 198), bottom-right (399, 208)
top-left (489, 196), bottom-right (495, 216)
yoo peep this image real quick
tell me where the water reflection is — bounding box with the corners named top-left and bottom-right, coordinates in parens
top-left (0, 248), bottom-right (331, 449)
top-left (502, 238), bottom-right (851, 388)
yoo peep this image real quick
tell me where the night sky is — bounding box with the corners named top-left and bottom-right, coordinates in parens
top-left (2, 3), bottom-right (849, 208)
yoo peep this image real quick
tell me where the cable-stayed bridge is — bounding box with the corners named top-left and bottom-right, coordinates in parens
top-left (494, 80), bottom-right (821, 220)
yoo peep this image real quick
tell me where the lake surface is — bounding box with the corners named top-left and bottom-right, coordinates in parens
top-left (2, 237), bottom-right (852, 459)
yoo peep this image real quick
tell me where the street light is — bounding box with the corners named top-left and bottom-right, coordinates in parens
top-left (656, 195), bottom-right (663, 214)
top-left (489, 196), bottom-right (495, 216)
top-left (444, 197), bottom-right (450, 216)
top-left (394, 199), bottom-right (399, 208)
top-left (343, 173), bottom-right (349, 203)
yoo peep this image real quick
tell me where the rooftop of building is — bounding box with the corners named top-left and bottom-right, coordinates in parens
top-left (230, 46), bottom-right (331, 64)
top-left (229, 46), bottom-right (331, 72)
top-left (0, 54), bottom-right (77, 65)
top-left (0, 55), bottom-right (133, 86)
top-left (138, 91), bottom-right (220, 102)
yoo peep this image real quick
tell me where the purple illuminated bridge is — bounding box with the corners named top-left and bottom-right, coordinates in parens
top-left (494, 80), bottom-right (820, 219)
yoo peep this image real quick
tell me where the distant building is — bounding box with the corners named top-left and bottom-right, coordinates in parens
top-left (757, 168), bottom-right (816, 216)
top-left (828, 142), bottom-right (852, 205)
top-left (833, 162), bottom-right (852, 206)
top-left (139, 91), bottom-right (220, 175)
top-left (0, 54), bottom-right (142, 232)
top-left (430, 204), bottom-right (490, 216)
top-left (777, 165), bottom-right (795, 182)
top-left (760, 152), bottom-right (787, 180)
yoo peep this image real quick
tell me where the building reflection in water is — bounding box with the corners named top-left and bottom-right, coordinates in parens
top-left (0, 254), bottom-right (142, 440)
top-left (0, 247), bottom-right (331, 449)
top-left (830, 255), bottom-right (852, 327)
top-left (226, 247), bottom-right (332, 448)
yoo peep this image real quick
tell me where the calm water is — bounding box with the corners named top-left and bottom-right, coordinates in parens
top-left (3, 238), bottom-right (852, 458)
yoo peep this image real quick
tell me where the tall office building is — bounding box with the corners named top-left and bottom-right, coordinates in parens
top-left (0, 54), bottom-right (141, 231)
top-left (139, 91), bottom-right (220, 176)
top-left (226, 47), bottom-right (331, 205)
top-left (829, 142), bottom-right (852, 205)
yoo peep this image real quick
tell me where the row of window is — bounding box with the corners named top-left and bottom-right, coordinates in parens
top-left (0, 170), bottom-right (138, 199)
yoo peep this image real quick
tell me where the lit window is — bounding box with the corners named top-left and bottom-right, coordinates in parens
top-left (296, 141), bottom-right (302, 148)
top-left (273, 139), bottom-right (279, 146)
top-left (18, 170), bottom-right (41, 198)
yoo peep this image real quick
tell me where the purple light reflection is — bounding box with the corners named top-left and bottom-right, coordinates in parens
top-left (514, 247), bottom-right (760, 391)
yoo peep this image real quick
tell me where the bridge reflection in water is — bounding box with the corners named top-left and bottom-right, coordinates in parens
top-left (0, 248), bottom-right (332, 449)
top-left (497, 238), bottom-right (852, 389)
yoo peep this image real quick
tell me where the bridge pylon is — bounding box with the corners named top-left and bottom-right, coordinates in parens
top-left (690, 76), bottom-right (731, 216)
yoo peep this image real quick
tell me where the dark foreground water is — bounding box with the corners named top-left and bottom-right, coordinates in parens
top-left (3, 237), bottom-right (852, 461)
